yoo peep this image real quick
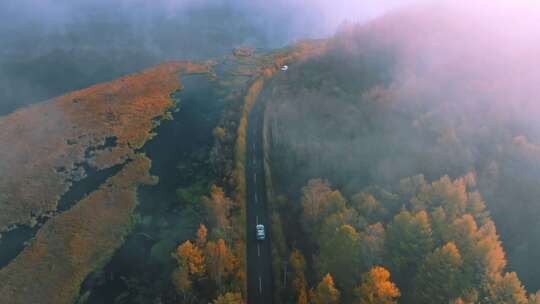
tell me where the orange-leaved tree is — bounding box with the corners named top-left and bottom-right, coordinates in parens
top-left (310, 273), bottom-right (341, 304)
top-left (172, 240), bottom-right (205, 301)
top-left (196, 224), bottom-right (208, 248)
top-left (206, 238), bottom-right (236, 292)
top-left (355, 266), bottom-right (400, 304)
top-left (176, 240), bottom-right (205, 275)
top-left (289, 249), bottom-right (308, 304)
top-left (203, 185), bottom-right (233, 239)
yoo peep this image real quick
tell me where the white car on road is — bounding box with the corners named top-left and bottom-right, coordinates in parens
top-left (256, 224), bottom-right (265, 241)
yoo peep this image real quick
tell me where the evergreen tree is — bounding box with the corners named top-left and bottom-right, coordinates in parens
top-left (352, 192), bottom-right (386, 222)
top-left (319, 208), bottom-right (362, 242)
top-left (301, 178), bottom-right (333, 230)
top-left (414, 242), bottom-right (464, 303)
top-left (398, 175), bottom-right (427, 200)
top-left (430, 207), bottom-right (450, 246)
top-left (360, 223), bottom-right (385, 268)
top-left (316, 224), bottom-right (362, 296)
top-left (410, 175), bottom-right (478, 221)
top-left (171, 266), bottom-right (192, 300)
top-left (301, 179), bottom-right (346, 235)
top-left (384, 210), bottom-right (433, 288)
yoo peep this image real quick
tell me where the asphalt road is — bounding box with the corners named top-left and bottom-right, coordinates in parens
top-left (246, 81), bottom-right (273, 304)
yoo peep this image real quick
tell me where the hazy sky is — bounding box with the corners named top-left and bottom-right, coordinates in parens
top-left (0, 0), bottom-right (432, 115)
top-left (0, 0), bottom-right (426, 42)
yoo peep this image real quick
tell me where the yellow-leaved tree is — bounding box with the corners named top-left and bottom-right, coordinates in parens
top-left (172, 240), bottom-right (205, 302)
top-left (213, 292), bottom-right (244, 304)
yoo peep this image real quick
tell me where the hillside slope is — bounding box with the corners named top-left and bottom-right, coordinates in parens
top-left (262, 4), bottom-right (540, 301)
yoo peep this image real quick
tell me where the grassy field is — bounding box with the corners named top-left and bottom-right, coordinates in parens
top-left (0, 62), bottom-right (213, 304)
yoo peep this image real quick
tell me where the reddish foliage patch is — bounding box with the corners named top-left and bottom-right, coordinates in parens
top-left (0, 61), bottom-right (211, 231)
top-left (0, 155), bottom-right (156, 304)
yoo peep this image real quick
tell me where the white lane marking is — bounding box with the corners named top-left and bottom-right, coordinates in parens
top-left (253, 143), bottom-right (255, 150)
top-left (254, 173), bottom-right (257, 183)
top-left (256, 216), bottom-right (259, 225)
top-left (257, 244), bottom-right (261, 257)
top-left (255, 193), bottom-right (258, 203)
top-left (259, 276), bottom-right (263, 294)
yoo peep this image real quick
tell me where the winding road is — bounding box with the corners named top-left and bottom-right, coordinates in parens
top-left (246, 79), bottom-right (274, 304)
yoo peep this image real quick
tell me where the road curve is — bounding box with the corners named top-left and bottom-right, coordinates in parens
top-left (246, 78), bottom-right (274, 304)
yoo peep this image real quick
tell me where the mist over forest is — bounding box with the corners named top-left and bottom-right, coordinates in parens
top-left (265, 1), bottom-right (540, 296)
top-left (0, 0), bottom-right (418, 116)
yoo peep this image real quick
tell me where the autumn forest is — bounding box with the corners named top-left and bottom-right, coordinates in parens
top-left (2, 1), bottom-right (540, 304)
